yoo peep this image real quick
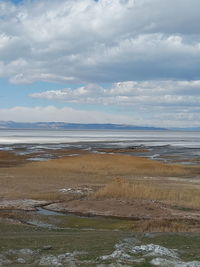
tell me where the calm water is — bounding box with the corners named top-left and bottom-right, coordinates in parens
top-left (0, 129), bottom-right (200, 164)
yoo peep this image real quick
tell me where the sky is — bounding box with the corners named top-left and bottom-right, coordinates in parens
top-left (0, 0), bottom-right (200, 127)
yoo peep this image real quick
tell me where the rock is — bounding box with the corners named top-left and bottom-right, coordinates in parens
top-left (99, 238), bottom-right (179, 265)
top-left (0, 254), bottom-right (11, 266)
top-left (151, 258), bottom-right (200, 267)
top-left (18, 248), bottom-right (35, 255)
top-left (7, 248), bottom-right (35, 256)
top-left (99, 249), bottom-right (132, 261)
top-left (17, 258), bottom-right (26, 264)
top-left (38, 251), bottom-right (86, 267)
top-left (97, 264), bottom-right (130, 267)
top-left (38, 255), bottom-right (63, 266)
top-left (131, 244), bottom-right (178, 258)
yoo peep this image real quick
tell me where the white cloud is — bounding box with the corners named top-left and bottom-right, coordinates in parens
top-left (1, 0), bottom-right (200, 128)
top-left (30, 80), bottom-right (200, 106)
top-left (0, 0), bottom-right (200, 83)
top-left (0, 106), bottom-right (135, 124)
top-left (0, 105), bottom-right (199, 128)
top-left (29, 80), bottom-right (200, 127)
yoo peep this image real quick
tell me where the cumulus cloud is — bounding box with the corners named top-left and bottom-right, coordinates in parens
top-left (1, 0), bottom-right (200, 128)
top-left (29, 80), bottom-right (200, 127)
top-left (30, 80), bottom-right (200, 106)
top-left (0, 0), bottom-right (200, 83)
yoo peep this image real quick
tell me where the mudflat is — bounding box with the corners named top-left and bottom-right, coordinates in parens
top-left (0, 149), bottom-right (200, 232)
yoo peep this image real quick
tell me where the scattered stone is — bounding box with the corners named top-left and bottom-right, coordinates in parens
top-left (38, 251), bottom-right (87, 266)
top-left (151, 257), bottom-right (177, 266)
top-left (99, 238), bottom-right (144, 264)
top-left (16, 257), bottom-right (26, 264)
top-left (178, 261), bottom-right (200, 267)
top-left (100, 250), bottom-right (132, 261)
top-left (97, 264), bottom-right (130, 267)
top-left (99, 238), bottom-right (180, 265)
top-left (18, 248), bottom-right (35, 255)
top-left (58, 187), bottom-right (93, 195)
top-left (131, 244), bottom-right (178, 258)
top-left (151, 257), bottom-right (200, 267)
top-left (0, 240), bottom-right (199, 267)
top-left (6, 248), bottom-right (35, 256)
top-left (0, 254), bottom-right (11, 266)
top-left (38, 255), bottom-right (63, 266)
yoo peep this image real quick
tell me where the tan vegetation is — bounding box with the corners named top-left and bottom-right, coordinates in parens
top-left (131, 219), bottom-right (190, 232)
top-left (49, 154), bottom-right (195, 177)
top-left (0, 151), bottom-right (27, 167)
top-left (95, 178), bottom-right (200, 208)
top-left (1, 152), bottom-right (198, 200)
top-left (0, 151), bottom-right (200, 219)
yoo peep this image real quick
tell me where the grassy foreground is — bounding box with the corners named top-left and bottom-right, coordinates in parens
top-left (0, 222), bottom-right (200, 266)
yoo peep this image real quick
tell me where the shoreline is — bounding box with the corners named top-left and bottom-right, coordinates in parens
top-left (1, 140), bottom-right (200, 166)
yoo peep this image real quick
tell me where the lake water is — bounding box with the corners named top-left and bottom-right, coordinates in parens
top-left (0, 129), bottom-right (200, 147)
top-left (0, 129), bottom-right (200, 164)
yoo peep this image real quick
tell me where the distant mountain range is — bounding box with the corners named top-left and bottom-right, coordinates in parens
top-left (0, 121), bottom-right (199, 131)
top-left (0, 121), bottom-right (166, 131)
top-left (171, 127), bottom-right (200, 131)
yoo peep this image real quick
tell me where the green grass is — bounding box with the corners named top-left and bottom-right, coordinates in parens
top-left (0, 222), bottom-right (127, 258)
top-left (1, 208), bottom-right (199, 232)
top-left (0, 222), bottom-right (200, 266)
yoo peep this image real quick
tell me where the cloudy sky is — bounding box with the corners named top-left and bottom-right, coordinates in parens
top-left (0, 0), bottom-right (200, 127)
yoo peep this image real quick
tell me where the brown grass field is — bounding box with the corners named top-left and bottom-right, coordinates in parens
top-left (0, 151), bottom-right (199, 198)
top-left (95, 177), bottom-right (200, 208)
top-left (0, 151), bottom-right (200, 228)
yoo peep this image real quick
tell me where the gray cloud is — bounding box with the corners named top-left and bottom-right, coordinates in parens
top-left (1, 0), bottom-right (200, 83)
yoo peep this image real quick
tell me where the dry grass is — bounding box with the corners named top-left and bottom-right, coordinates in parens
top-left (1, 152), bottom-right (200, 231)
top-left (95, 178), bottom-right (200, 208)
top-left (51, 154), bottom-right (194, 177)
top-left (0, 153), bottom-right (199, 201)
top-left (132, 219), bottom-right (190, 232)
